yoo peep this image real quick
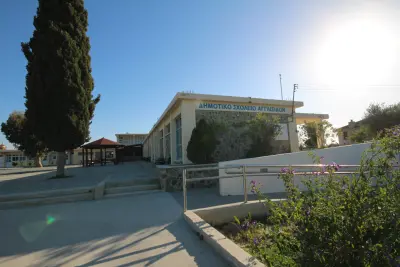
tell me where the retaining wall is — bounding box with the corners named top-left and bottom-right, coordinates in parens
top-left (218, 143), bottom-right (372, 196)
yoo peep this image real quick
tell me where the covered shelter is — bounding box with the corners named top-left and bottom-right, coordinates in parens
top-left (81, 138), bottom-right (124, 167)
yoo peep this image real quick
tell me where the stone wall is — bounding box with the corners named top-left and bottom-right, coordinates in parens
top-left (195, 110), bottom-right (290, 162)
top-left (159, 166), bottom-right (218, 191)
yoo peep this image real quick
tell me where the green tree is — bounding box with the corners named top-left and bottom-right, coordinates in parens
top-left (364, 102), bottom-right (400, 136)
top-left (299, 120), bottom-right (334, 149)
top-left (349, 126), bottom-right (370, 143)
top-left (245, 113), bottom-right (282, 158)
top-left (1, 112), bottom-right (47, 167)
top-left (22, 0), bottom-right (100, 176)
top-left (186, 119), bottom-right (218, 164)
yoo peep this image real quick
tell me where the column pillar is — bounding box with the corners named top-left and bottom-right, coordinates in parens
top-left (169, 114), bottom-right (172, 162)
top-left (170, 115), bottom-right (177, 163)
top-left (288, 120), bottom-right (299, 152)
top-left (181, 101), bottom-right (196, 164)
top-left (85, 149), bottom-right (89, 167)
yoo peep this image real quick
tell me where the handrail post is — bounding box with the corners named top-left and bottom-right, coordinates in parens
top-left (242, 165), bottom-right (248, 203)
top-left (183, 168), bottom-right (187, 212)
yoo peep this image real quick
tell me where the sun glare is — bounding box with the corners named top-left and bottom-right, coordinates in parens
top-left (315, 18), bottom-right (397, 88)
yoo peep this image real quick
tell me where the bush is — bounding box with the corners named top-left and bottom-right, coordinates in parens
top-left (186, 119), bottom-right (218, 164)
top-left (237, 126), bottom-right (400, 266)
top-left (299, 120), bottom-right (334, 149)
top-left (245, 113), bottom-right (282, 158)
top-left (12, 162), bottom-right (18, 167)
top-left (350, 126), bottom-right (370, 143)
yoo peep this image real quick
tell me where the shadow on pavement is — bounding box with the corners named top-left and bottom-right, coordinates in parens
top-left (0, 168), bottom-right (57, 176)
top-left (0, 161), bottom-right (160, 195)
top-left (0, 192), bottom-right (226, 266)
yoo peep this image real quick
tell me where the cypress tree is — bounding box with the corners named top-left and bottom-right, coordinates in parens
top-left (23, 0), bottom-right (99, 176)
top-left (187, 119), bottom-right (218, 164)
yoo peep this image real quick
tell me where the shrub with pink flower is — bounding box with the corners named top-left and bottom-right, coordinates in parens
top-left (228, 125), bottom-right (400, 266)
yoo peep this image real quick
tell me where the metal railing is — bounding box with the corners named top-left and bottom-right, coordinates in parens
top-left (156, 163), bottom-right (218, 170)
top-left (182, 164), bottom-right (362, 212)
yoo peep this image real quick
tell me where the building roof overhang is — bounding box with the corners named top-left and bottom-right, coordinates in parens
top-left (144, 92), bottom-right (305, 142)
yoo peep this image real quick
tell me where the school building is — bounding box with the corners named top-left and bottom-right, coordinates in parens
top-left (115, 133), bottom-right (147, 146)
top-left (143, 92), bottom-right (329, 164)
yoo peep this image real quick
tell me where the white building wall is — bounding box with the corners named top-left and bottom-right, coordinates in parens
top-left (288, 120), bottom-right (300, 152)
top-left (218, 143), bottom-right (372, 196)
top-left (116, 134), bottom-right (147, 145)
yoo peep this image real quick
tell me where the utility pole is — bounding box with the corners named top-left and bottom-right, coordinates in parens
top-left (291, 84), bottom-right (298, 117)
top-left (288, 84), bottom-right (298, 153)
top-left (279, 74), bottom-right (283, 100)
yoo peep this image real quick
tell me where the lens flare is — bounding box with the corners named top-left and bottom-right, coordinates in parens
top-left (46, 215), bottom-right (55, 225)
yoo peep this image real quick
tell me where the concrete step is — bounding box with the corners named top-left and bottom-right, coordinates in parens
top-left (103, 189), bottom-right (162, 199)
top-left (105, 184), bottom-right (160, 195)
top-left (105, 178), bottom-right (159, 188)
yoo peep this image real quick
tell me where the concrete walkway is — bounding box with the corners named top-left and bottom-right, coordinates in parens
top-left (0, 191), bottom-right (226, 267)
top-left (0, 162), bottom-right (160, 195)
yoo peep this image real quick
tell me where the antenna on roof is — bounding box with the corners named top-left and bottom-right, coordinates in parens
top-left (279, 74), bottom-right (283, 100)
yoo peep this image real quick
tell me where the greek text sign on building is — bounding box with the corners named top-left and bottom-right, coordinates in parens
top-left (197, 102), bottom-right (288, 113)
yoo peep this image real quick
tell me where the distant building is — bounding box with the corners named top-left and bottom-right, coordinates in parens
top-left (338, 119), bottom-right (368, 146)
top-left (0, 147), bottom-right (117, 168)
top-left (115, 133), bottom-right (147, 146)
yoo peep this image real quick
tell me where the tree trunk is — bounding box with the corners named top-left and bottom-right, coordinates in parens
top-left (56, 152), bottom-right (66, 177)
top-left (34, 156), bottom-right (43, 167)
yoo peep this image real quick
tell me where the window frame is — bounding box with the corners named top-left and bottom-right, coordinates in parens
top-left (159, 129), bottom-right (164, 158)
top-left (175, 116), bottom-right (182, 160)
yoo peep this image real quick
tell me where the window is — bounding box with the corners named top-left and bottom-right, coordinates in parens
top-left (53, 155), bottom-right (57, 160)
top-left (6, 156), bottom-right (11, 162)
top-left (165, 124), bottom-right (171, 158)
top-left (343, 131), bottom-right (348, 140)
top-left (160, 130), bottom-right (164, 158)
top-left (175, 116), bottom-right (182, 160)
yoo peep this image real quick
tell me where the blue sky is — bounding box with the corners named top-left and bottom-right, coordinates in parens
top-left (1, 0), bottom-right (399, 148)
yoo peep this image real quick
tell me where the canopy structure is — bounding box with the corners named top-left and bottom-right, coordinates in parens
top-left (80, 138), bottom-right (124, 167)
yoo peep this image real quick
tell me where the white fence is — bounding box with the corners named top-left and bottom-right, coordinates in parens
top-left (218, 143), bottom-right (373, 196)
